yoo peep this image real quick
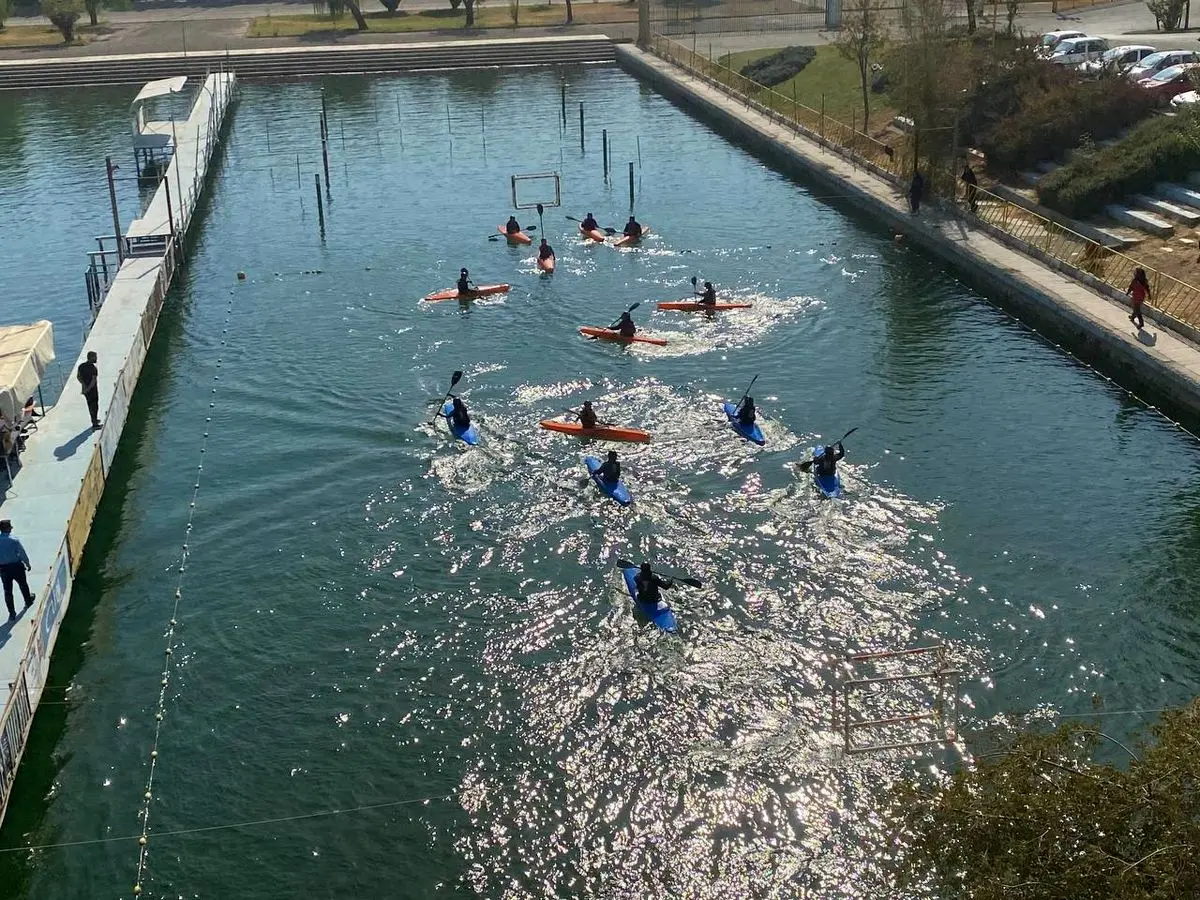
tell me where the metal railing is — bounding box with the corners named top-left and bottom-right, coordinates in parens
top-left (648, 34), bottom-right (1200, 333)
top-left (0, 662), bottom-right (33, 822)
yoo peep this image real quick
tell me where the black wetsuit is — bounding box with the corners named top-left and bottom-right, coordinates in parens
top-left (616, 316), bottom-right (636, 337)
top-left (539, 244), bottom-right (554, 260)
top-left (624, 221), bottom-right (642, 238)
top-left (450, 402), bottom-right (470, 429)
top-left (582, 216), bottom-right (600, 232)
top-left (457, 277), bottom-right (472, 294)
top-left (814, 445), bottom-right (845, 476)
top-left (597, 459), bottom-right (620, 483)
top-left (700, 286), bottom-right (717, 305)
top-left (635, 571), bottom-right (673, 605)
top-left (737, 402), bottom-right (756, 425)
top-left (506, 219), bottom-right (521, 235)
top-left (579, 408), bottom-right (598, 428)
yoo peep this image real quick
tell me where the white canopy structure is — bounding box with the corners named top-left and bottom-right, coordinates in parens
top-left (0, 321), bottom-right (55, 421)
top-left (132, 76), bottom-right (188, 151)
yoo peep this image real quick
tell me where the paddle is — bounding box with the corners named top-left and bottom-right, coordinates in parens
top-left (608, 301), bottom-right (641, 330)
top-left (735, 374), bottom-right (759, 413)
top-left (797, 427), bottom-right (858, 472)
top-left (615, 557), bottom-right (703, 589)
top-left (487, 224), bottom-right (538, 241)
top-left (565, 214), bottom-right (619, 236)
top-left (691, 275), bottom-right (700, 297)
top-left (537, 202), bottom-right (545, 236)
top-left (429, 370), bottom-right (463, 425)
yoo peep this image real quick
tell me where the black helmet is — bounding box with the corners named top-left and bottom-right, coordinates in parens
top-left (582, 400), bottom-right (592, 408)
top-left (824, 444), bottom-right (835, 456)
top-left (704, 281), bottom-right (713, 288)
top-left (640, 561), bottom-right (652, 575)
top-left (460, 267), bottom-right (468, 275)
top-left (607, 450), bottom-right (618, 460)
top-left (745, 396), bottom-right (754, 404)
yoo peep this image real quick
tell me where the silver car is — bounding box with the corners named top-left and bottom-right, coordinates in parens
top-left (1080, 45), bottom-right (1157, 75)
top-left (1036, 29), bottom-right (1086, 58)
top-left (1049, 37), bottom-right (1110, 66)
top-left (1127, 49), bottom-right (1200, 81)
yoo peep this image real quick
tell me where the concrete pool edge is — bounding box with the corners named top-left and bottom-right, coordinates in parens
top-left (616, 44), bottom-right (1200, 423)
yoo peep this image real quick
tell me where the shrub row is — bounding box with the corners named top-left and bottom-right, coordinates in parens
top-left (967, 62), bottom-right (1157, 173)
top-left (740, 45), bottom-right (816, 87)
top-left (1037, 111), bottom-right (1200, 218)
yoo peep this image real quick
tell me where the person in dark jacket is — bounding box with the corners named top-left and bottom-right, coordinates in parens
top-left (909, 171), bottom-right (925, 214)
top-left (623, 216), bottom-right (643, 239)
top-left (813, 442), bottom-right (845, 477)
top-left (446, 397), bottom-right (471, 429)
top-left (634, 561), bottom-right (673, 608)
top-left (596, 450), bottom-right (620, 484)
top-left (456, 268), bottom-right (474, 294)
top-left (505, 216), bottom-right (522, 235)
top-left (961, 165), bottom-right (979, 214)
top-left (698, 281), bottom-right (717, 305)
top-left (736, 396), bottom-right (757, 426)
top-left (576, 401), bottom-right (599, 429)
top-left (613, 312), bottom-right (636, 338)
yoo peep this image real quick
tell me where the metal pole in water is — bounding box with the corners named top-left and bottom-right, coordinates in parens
top-left (105, 156), bottom-right (124, 264)
top-left (321, 90), bottom-right (328, 139)
top-left (579, 102), bottom-right (584, 152)
top-left (340, 118), bottom-right (346, 152)
top-left (637, 136), bottom-right (642, 168)
top-left (266, 119), bottom-right (271, 152)
top-left (321, 121), bottom-right (332, 200)
top-left (481, 105), bottom-right (487, 159)
top-left (296, 154), bottom-right (301, 189)
top-left (628, 162), bottom-right (634, 209)
top-left (561, 83), bottom-right (566, 128)
top-left (314, 174), bottom-right (325, 232)
top-left (602, 129), bottom-right (608, 181)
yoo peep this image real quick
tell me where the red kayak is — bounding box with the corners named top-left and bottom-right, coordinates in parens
top-left (613, 226), bottom-right (650, 248)
top-left (657, 301), bottom-right (753, 311)
top-left (423, 283), bottom-right (511, 303)
top-left (537, 254), bottom-right (555, 274)
top-left (579, 223), bottom-right (606, 242)
top-left (579, 326), bottom-right (667, 347)
top-left (538, 419), bottom-right (651, 443)
top-left (499, 225), bottom-right (532, 245)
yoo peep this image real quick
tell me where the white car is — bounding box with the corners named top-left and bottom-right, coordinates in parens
top-left (1049, 37), bottom-right (1110, 66)
top-left (1037, 29), bottom-right (1086, 58)
top-left (1127, 49), bottom-right (1200, 81)
top-left (1171, 89), bottom-right (1199, 107)
top-left (1080, 45), bottom-right (1157, 75)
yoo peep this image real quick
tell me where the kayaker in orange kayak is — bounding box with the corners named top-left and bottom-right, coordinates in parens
top-left (575, 401), bottom-right (599, 428)
top-left (538, 239), bottom-right (555, 262)
top-left (596, 450), bottom-right (621, 484)
top-left (456, 268), bottom-right (474, 293)
top-left (623, 216), bottom-right (643, 239)
top-left (697, 281), bottom-right (717, 306)
top-left (505, 216), bottom-right (522, 235)
top-left (612, 311), bottom-right (637, 337)
top-left (581, 212), bottom-right (600, 232)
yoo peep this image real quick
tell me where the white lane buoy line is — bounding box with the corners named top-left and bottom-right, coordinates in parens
top-left (130, 286), bottom-right (237, 898)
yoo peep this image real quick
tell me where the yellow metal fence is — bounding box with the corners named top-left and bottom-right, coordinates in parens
top-left (648, 34), bottom-right (1200, 332)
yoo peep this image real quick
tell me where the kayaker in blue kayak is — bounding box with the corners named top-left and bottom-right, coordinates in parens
top-left (697, 281), bottom-right (717, 305)
top-left (812, 443), bottom-right (845, 477)
top-left (612, 312), bottom-right (637, 337)
top-left (634, 561), bottom-right (673, 608)
top-left (623, 216), bottom-right (643, 238)
top-left (444, 397), bottom-right (471, 430)
top-left (576, 401), bottom-right (599, 428)
top-left (505, 216), bottom-right (522, 235)
top-left (736, 396), bottom-right (757, 426)
top-left (581, 212), bottom-right (600, 232)
top-left (596, 450), bottom-right (620, 484)
top-left (457, 268), bottom-right (473, 293)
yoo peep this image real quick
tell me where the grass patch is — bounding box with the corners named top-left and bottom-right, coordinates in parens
top-left (0, 24), bottom-right (98, 47)
top-left (246, 3), bottom-right (637, 37)
top-left (722, 44), bottom-right (890, 130)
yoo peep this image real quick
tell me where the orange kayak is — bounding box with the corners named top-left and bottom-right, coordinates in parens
top-left (579, 223), bottom-right (606, 242)
top-left (539, 418), bottom-right (651, 443)
top-left (499, 225), bottom-right (532, 245)
top-left (537, 254), bottom-right (555, 274)
top-left (613, 226), bottom-right (649, 247)
top-left (423, 283), bottom-right (511, 303)
top-left (657, 301), bottom-right (753, 311)
top-left (579, 326), bottom-right (667, 346)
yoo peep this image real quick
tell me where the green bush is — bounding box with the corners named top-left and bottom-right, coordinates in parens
top-left (1037, 111), bottom-right (1200, 217)
top-left (965, 59), bottom-right (1156, 173)
top-left (740, 46), bottom-right (817, 87)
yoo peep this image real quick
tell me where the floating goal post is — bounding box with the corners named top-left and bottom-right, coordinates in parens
top-left (831, 645), bottom-right (961, 755)
top-left (511, 172), bottom-right (561, 210)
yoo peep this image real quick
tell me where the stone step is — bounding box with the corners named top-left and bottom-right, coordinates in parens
top-left (1034, 160), bottom-right (1061, 175)
top-left (1104, 204), bottom-right (1175, 237)
top-left (1154, 182), bottom-right (1200, 212)
top-left (1131, 194), bottom-right (1200, 226)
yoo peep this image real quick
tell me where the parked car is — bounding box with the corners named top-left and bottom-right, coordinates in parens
top-left (1037, 30), bottom-right (1086, 58)
top-left (1127, 49), bottom-right (1200, 81)
top-left (1171, 89), bottom-right (1199, 107)
top-left (1080, 45), bottom-right (1157, 75)
top-left (1137, 62), bottom-right (1200, 101)
top-left (1049, 37), bottom-right (1110, 66)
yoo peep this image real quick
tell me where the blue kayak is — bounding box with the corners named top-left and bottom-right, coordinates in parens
top-left (722, 401), bottom-right (765, 446)
top-left (442, 401), bottom-right (480, 446)
top-left (811, 445), bottom-right (842, 498)
top-left (622, 567), bottom-right (679, 633)
top-left (585, 455), bottom-right (632, 506)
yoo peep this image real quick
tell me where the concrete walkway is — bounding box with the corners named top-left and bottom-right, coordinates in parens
top-left (619, 43), bottom-right (1200, 418)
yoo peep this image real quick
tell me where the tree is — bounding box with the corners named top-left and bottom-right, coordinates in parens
top-left (835, 0), bottom-right (888, 133)
top-left (311, 0), bottom-right (369, 29)
top-left (42, 0), bottom-right (83, 41)
top-left (84, 0), bottom-right (98, 25)
top-left (565, 0), bottom-right (572, 23)
top-left (378, 0), bottom-right (400, 12)
top-left (892, 699), bottom-right (1200, 899)
top-left (0, 0), bottom-right (10, 29)
top-left (1004, 0), bottom-right (1019, 35)
top-left (464, 0), bottom-right (476, 25)
top-left (1147, 0), bottom-right (1187, 30)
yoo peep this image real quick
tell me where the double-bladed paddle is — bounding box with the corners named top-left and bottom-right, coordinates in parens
top-left (615, 557), bottom-right (703, 588)
top-left (608, 301), bottom-right (641, 330)
top-left (488, 224), bottom-right (538, 241)
top-left (565, 214), bottom-right (618, 236)
top-left (797, 427), bottom-right (858, 471)
top-left (429, 370), bottom-right (463, 425)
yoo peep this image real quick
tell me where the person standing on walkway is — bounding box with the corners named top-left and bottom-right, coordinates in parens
top-left (961, 164), bottom-right (979, 214)
top-left (0, 519), bottom-right (34, 622)
top-left (909, 170), bottom-right (925, 215)
top-left (1128, 268), bottom-right (1151, 330)
top-left (77, 351), bottom-right (100, 429)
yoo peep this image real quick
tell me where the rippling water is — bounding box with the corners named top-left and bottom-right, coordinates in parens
top-left (2, 66), bottom-right (1200, 899)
